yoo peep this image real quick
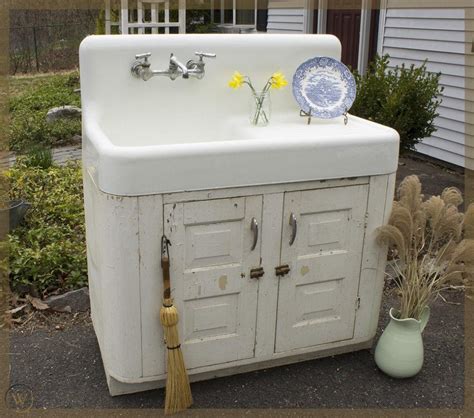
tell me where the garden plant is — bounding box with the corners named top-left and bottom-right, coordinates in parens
top-left (351, 55), bottom-right (443, 154)
top-left (377, 175), bottom-right (473, 320)
top-left (5, 159), bottom-right (86, 296)
top-left (9, 71), bottom-right (81, 152)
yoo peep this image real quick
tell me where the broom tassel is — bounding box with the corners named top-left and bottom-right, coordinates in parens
top-left (160, 299), bottom-right (193, 414)
top-left (160, 236), bottom-right (193, 415)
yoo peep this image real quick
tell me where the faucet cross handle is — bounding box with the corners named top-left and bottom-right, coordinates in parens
top-left (195, 52), bottom-right (216, 61)
top-left (135, 52), bottom-right (151, 65)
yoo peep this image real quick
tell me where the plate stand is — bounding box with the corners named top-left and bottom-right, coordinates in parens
top-left (299, 108), bottom-right (349, 125)
top-left (343, 109), bottom-right (349, 125)
top-left (299, 109), bottom-right (313, 125)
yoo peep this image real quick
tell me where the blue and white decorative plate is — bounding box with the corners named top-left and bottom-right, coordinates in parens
top-left (292, 56), bottom-right (356, 119)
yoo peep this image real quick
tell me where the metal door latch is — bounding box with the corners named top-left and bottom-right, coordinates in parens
top-left (250, 267), bottom-right (264, 279)
top-left (275, 264), bottom-right (291, 277)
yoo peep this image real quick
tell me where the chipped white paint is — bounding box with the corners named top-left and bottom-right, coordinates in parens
top-left (275, 185), bottom-right (368, 352)
top-left (80, 33), bottom-right (399, 395)
top-left (86, 174), bottom-right (397, 395)
top-left (164, 196), bottom-right (262, 370)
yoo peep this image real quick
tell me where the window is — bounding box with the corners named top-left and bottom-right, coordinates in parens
top-left (211, 0), bottom-right (257, 27)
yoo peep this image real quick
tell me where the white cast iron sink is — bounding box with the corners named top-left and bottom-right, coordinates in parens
top-left (80, 34), bottom-right (399, 196)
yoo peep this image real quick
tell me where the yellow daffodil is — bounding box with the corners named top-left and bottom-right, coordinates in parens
top-left (228, 71), bottom-right (245, 89)
top-left (227, 70), bottom-right (287, 125)
top-left (270, 72), bottom-right (288, 89)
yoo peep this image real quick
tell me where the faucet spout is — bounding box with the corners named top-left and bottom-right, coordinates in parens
top-left (151, 69), bottom-right (172, 78)
top-left (169, 54), bottom-right (189, 79)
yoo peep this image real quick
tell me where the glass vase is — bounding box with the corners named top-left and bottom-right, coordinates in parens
top-left (249, 90), bottom-right (271, 126)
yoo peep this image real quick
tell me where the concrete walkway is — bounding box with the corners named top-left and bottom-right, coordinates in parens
top-left (0, 145), bottom-right (81, 169)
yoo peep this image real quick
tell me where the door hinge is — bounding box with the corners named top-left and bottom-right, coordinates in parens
top-left (364, 212), bottom-right (369, 229)
top-left (355, 296), bottom-right (361, 310)
top-left (275, 264), bottom-right (291, 277)
top-left (249, 267), bottom-right (264, 279)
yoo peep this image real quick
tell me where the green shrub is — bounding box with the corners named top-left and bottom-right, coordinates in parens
top-left (351, 55), bottom-right (443, 154)
top-left (23, 145), bottom-right (53, 169)
top-left (6, 160), bottom-right (87, 294)
top-left (9, 72), bottom-right (81, 152)
top-left (192, 22), bottom-right (219, 33)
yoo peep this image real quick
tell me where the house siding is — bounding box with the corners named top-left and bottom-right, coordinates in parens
top-left (381, 3), bottom-right (474, 169)
top-left (266, 2), bottom-right (306, 33)
top-left (266, 1), bottom-right (474, 168)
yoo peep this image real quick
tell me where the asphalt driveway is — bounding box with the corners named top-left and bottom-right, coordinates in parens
top-left (9, 290), bottom-right (464, 410)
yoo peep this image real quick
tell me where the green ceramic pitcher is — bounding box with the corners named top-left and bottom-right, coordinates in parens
top-left (374, 306), bottom-right (430, 378)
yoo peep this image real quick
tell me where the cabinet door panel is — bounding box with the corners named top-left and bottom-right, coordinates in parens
top-left (275, 185), bottom-right (368, 353)
top-left (164, 196), bottom-right (262, 369)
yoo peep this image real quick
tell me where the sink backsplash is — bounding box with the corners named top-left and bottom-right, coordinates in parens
top-left (79, 34), bottom-right (341, 132)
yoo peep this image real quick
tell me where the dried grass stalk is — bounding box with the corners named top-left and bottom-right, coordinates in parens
top-left (464, 204), bottom-right (474, 239)
top-left (441, 187), bottom-right (463, 207)
top-left (398, 175), bottom-right (422, 213)
top-left (377, 224), bottom-right (407, 262)
top-left (378, 175), bottom-right (473, 320)
top-left (388, 202), bottom-right (413, 246)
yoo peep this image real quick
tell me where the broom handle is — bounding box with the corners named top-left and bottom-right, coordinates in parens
top-left (162, 255), bottom-right (171, 300)
top-left (161, 235), bottom-right (172, 300)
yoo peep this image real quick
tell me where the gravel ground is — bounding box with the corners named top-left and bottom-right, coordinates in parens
top-left (7, 154), bottom-right (467, 410)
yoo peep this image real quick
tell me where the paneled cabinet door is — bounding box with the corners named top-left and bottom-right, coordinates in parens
top-left (275, 185), bottom-right (369, 353)
top-left (164, 196), bottom-right (263, 369)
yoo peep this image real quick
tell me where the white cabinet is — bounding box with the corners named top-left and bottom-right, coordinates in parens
top-left (162, 183), bottom-right (372, 367)
top-left (164, 196), bottom-right (263, 369)
top-left (85, 174), bottom-right (395, 395)
top-left (80, 33), bottom-right (400, 396)
top-left (275, 185), bottom-right (368, 352)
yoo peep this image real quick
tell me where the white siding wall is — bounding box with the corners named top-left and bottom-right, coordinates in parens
top-left (381, 5), bottom-right (473, 168)
top-left (266, 8), bottom-right (306, 33)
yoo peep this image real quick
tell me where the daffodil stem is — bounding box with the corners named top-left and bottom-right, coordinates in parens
top-left (253, 91), bottom-right (269, 125)
top-left (244, 76), bottom-right (274, 125)
top-left (252, 81), bottom-right (271, 125)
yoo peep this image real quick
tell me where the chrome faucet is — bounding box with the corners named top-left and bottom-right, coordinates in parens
top-left (131, 51), bottom-right (216, 81)
top-left (169, 54), bottom-right (189, 79)
top-left (131, 53), bottom-right (154, 81)
top-left (186, 52), bottom-right (216, 79)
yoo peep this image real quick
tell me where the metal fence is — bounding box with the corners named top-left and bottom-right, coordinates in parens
top-left (9, 16), bottom-right (97, 74)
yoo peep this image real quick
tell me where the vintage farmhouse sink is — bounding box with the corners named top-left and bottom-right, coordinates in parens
top-left (80, 34), bottom-right (398, 196)
top-left (80, 34), bottom-right (399, 396)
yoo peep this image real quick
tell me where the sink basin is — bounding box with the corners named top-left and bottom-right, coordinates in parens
top-left (80, 34), bottom-right (399, 196)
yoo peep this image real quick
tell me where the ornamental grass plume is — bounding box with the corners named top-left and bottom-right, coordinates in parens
top-left (377, 175), bottom-right (474, 320)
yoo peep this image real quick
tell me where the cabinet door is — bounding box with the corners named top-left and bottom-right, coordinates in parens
top-left (275, 185), bottom-right (368, 353)
top-left (164, 196), bottom-right (262, 369)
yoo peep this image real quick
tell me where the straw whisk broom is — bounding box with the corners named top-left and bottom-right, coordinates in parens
top-left (160, 235), bottom-right (193, 414)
